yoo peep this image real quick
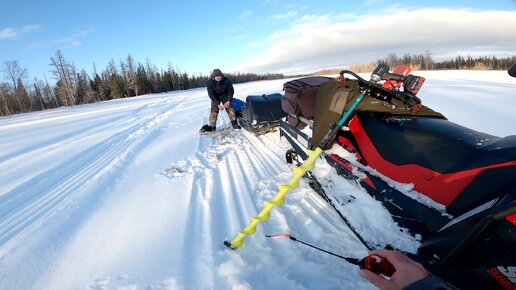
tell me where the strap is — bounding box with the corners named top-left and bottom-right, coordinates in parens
top-left (339, 71), bottom-right (347, 87)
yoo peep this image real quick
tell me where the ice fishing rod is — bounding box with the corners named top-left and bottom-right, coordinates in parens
top-left (304, 171), bottom-right (375, 250)
top-left (286, 149), bottom-right (375, 250)
top-left (266, 233), bottom-right (396, 276)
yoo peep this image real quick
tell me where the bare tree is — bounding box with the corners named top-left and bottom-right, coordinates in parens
top-left (145, 57), bottom-right (158, 91)
top-left (121, 54), bottom-right (138, 96)
top-left (386, 53), bottom-right (399, 68)
top-left (167, 62), bottom-right (181, 90)
top-left (424, 50), bottom-right (434, 70)
top-left (49, 50), bottom-right (76, 106)
top-left (43, 73), bottom-right (59, 108)
top-left (3, 60), bottom-right (28, 112)
top-left (3, 60), bottom-right (27, 92)
top-left (0, 82), bottom-right (12, 116)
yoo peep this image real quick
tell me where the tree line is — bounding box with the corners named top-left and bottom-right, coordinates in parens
top-left (376, 52), bottom-right (516, 71)
top-left (2, 50), bottom-right (515, 117)
top-left (344, 52), bottom-right (516, 73)
top-left (0, 50), bottom-right (284, 116)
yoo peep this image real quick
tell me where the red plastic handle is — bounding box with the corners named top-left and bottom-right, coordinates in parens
top-left (359, 254), bottom-right (396, 277)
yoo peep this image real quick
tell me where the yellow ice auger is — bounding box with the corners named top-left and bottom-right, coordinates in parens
top-left (224, 147), bottom-right (323, 249)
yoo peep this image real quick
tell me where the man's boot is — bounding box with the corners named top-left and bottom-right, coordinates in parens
top-left (200, 124), bottom-right (216, 133)
top-left (231, 120), bottom-right (241, 130)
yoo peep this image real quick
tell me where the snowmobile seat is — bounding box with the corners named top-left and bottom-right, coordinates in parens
top-left (349, 112), bottom-right (516, 215)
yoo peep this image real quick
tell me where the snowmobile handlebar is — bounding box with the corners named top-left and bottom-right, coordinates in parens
top-left (339, 69), bottom-right (422, 110)
top-left (317, 69), bottom-right (422, 149)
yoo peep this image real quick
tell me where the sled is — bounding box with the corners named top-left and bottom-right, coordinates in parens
top-left (277, 68), bottom-right (516, 290)
top-left (237, 93), bottom-right (287, 135)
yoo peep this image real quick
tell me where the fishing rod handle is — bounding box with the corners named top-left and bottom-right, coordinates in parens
top-left (359, 254), bottom-right (396, 277)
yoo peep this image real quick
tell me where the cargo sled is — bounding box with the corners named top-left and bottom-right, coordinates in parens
top-left (276, 68), bottom-right (516, 290)
top-left (234, 93), bottom-right (287, 135)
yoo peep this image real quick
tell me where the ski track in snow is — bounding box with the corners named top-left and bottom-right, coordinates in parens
top-left (0, 96), bottom-right (191, 259)
top-left (164, 124), bottom-right (290, 289)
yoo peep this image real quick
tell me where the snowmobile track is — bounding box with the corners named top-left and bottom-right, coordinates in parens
top-left (0, 97), bottom-right (188, 258)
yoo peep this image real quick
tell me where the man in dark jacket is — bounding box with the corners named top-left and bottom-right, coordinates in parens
top-left (201, 68), bottom-right (241, 132)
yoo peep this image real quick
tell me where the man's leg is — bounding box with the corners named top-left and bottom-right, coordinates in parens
top-left (226, 105), bottom-right (237, 122)
top-left (225, 104), bottom-right (241, 129)
top-left (209, 102), bottom-right (219, 128)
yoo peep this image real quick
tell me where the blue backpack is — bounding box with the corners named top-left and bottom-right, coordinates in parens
top-left (231, 98), bottom-right (246, 113)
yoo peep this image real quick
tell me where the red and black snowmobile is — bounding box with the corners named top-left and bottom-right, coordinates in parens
top-left (274, 65), bottom-right (516, 290)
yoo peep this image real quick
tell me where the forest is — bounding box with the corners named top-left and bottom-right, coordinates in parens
top-left (0, 50), bottom-right (284, 116)
top-left (321, 52), bottom-right (516, 74)
top-left (1, 50), bottom-right (515, 116)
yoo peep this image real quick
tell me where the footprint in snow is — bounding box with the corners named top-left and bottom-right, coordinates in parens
top-left (162, 160), bottom-right (193, 178)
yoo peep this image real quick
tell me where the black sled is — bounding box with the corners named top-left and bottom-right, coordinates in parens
top-left (235, 93), bottom-right (287, 135)
top-left (277, 68), bottom-right (516, 290)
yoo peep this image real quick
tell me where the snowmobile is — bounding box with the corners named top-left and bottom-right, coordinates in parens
top-left (242, 65), bottom-right (516, 290)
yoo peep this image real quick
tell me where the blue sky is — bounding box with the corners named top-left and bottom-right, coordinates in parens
top-left (1, 0), bottom-right (516, 81)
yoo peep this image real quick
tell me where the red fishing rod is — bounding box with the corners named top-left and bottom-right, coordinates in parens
top-left (266, 233), bottom-right (396, 276)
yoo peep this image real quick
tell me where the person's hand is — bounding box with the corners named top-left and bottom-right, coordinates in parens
top-left (223, 101), bottom-right (230, 108)
top-left (359, 250), bottom-right (428, 290)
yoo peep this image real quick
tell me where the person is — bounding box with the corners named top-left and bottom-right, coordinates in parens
top-left (201, 68), bottom-right (241, 132)
top-left (359, 250), bottom-right (453, 290)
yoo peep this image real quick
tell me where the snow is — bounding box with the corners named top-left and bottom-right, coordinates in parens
top-left (0, 71), bottom-right (515, 290)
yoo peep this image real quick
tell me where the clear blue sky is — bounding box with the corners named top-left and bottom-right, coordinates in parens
top-left (1, 0), bottom-right (515, 81)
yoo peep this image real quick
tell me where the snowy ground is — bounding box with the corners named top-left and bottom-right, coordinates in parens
top-left (0, 70), bottom-right (515, 290)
